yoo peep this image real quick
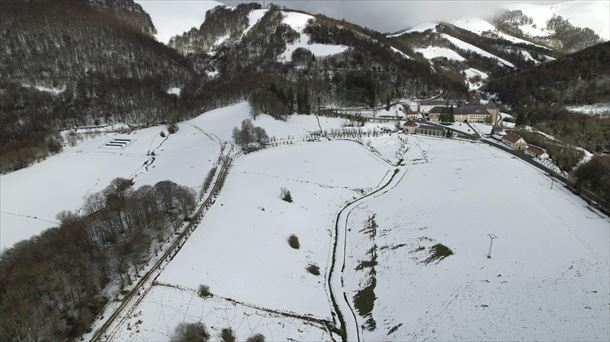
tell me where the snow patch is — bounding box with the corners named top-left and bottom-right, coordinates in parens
top-left (390, 46), bottom-right (411, 60)
top-left (22, 84), bottom-right (66, 95)
top-left (166, 87), bottom-right (181, 96)
top-left (442, 34), bottom-right (515, 67)
top-left (415, 46), bottom-right (465, 61)
top-left (279, 11), bottom-right (348, 62)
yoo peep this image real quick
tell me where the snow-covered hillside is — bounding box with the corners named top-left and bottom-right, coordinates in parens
top-left (344, 136), bottom-right (609, 340)
top-left (111, 140), bottom-right (391, 341)
top-left (503, 1), bottom-right (610, 41)
top-left (134, 0), bottom-right (226, 43)
top-left (105, 132), bottom-right (609, 341)
top-left (278, 11), bottom-right (348, 62)
top-left (396, 1), bottom-right (609, 42)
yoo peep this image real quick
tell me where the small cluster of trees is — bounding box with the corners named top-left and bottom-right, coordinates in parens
top-left (0, 178), bottom-right (195, 340)
top-left (232, 119), bottom-right (269, 148)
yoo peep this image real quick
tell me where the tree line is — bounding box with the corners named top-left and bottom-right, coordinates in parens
top-left (0, 178), bottom-right (196, 340)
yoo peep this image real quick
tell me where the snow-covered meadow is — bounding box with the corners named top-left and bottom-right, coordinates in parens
top-left (0, 102), bottom-right (348, 251)
top-left (343, 136), bottom-right (609, 341)
top-left (111, 140), bottom-right (392, 341)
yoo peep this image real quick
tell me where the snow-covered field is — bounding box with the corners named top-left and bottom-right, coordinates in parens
top-left (111, 140), bottom-right (392, 341)
top-left (343, 136), bottom-right (609, 341)
top-left (0, 102), bottom-right (347, 251)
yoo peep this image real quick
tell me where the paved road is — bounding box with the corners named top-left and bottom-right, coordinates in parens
top-left (327, 152), bottom-right (408, 342)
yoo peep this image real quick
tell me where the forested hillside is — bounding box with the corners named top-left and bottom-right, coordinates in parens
top-left (486, 42), bottom-right (610, 153)
top-left (0, 0), bottom-right (200, 172)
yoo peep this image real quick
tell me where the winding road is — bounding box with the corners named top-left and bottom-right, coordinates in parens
top-left (326, 156), bottom-right (408, 342)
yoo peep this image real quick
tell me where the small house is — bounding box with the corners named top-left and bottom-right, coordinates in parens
top-left (405, 109), bottom-right (421, 120)
top-left (502, 132), bottom-right (527, 150)
top-left (525, 145), bottom-right (549, 159)
top-left (403, 120), bottom-right (418, 134)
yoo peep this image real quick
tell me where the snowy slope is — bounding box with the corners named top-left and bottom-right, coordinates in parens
top-left (344, 136), bottom-right (609, 340)
top-left (134, 0), bottom-right (226, 43)
top-left (503, 1), bottom-right (610, 41)
top-left (415, 46), bottom-right (465, 61)
top-left (442, 34), bottom-right (515, 67)
top-left (156, 141), bottom-right (389, 317)
top-left (279, 11), bottom-right (348, 62)
top-left (111, 140), bottom-right (391, 340)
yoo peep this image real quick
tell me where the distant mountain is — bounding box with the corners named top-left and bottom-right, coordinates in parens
top-left (167, 3), bottom-right (471, 119)
top-left (391, 1), bottom-right (607, 54)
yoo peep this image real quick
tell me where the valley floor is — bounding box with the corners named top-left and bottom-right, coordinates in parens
top-left (110, 134), bottom-right (608, 341)
top-left (2, 102), bottom-right (607, 341)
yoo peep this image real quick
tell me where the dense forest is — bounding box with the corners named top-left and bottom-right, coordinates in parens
top-left (486, 42), bottom-right (610, 154)
top-left (0, 178), bottom-right (196, 340)
top-left (0, 0), bottom-right (204, 172)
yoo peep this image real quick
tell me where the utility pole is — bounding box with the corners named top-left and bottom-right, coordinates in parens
top-left (487, 234), bottom-right (497, 259)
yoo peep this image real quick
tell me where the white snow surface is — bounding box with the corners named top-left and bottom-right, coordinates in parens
top-left (415, 46), bottom-right (465, 61)
top-left (279, 11), bottom-right (348, 62)
top-left (22, 84), bottom-right (66, 95)
top-left (166, 87), bottom-right (181, 96)
top-left (344, 136), bottom-right (609, 341)
top-left (463, 67), bottom-right (488, 90)
top-left (449, 17), bottom-right (541, 46)
top-left (243, 9), bottom-right (268, 36)
top-left (112, 285), bottom-right (331, 341)
top-left (156, 141), bottom-right (389, 317)
top-left (442, 33), bottom-right (515, 67)
top-left (134, 0), bottom-right (226, 44)
top-left (0, 102), bottom-right (347, 251)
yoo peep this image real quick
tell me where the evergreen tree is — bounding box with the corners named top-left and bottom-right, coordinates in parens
top-left (448, 105), bottom-right (455, 123)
